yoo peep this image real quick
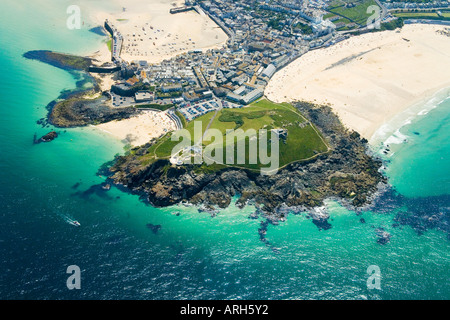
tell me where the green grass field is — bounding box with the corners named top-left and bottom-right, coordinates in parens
top-left (323, 13), bottom-right (354, 30)
top-left (392, 11), bottom-right (450, 20)
top-left (138, 99), bottom-right (329, 172)
top-left (327, 0), bottom-right (378, 26)
top-left (106, 39), bottom-right (112, 52)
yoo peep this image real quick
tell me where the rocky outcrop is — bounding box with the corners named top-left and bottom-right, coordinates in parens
top-left (23, 50), bottom-right (140, 128)
top-left (49, 96), bottom-right (139, 127)
top-left (108, 102), bottom-right (387, 222)
top-left (146, 224), bottom-right (162, 234)
top-left (375, 227), bottom-right (391, 245)
top-left (34, 131), bottom-right (58, 143)
top-left (23, 50), bottom-right (93, 72)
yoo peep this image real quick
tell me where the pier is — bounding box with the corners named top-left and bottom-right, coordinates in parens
top-left (88, 64), bottom-right (121, 74)
top-left (104, 19), bottom-right (123, 63)
top-left (169, 6), bottom-right (195, 14)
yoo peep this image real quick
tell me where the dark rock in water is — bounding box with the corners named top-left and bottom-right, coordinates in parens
top-left (309, 207), bottom-right (332, 231)
top-left (198, 204), bottom-right (219, 217)
top-left (360, 218), bottom-right (366, 224)
top-left (102, 183), bottom-right (111, 190)
top-left (375, 227), bottom-right (391, 245)
top-left (72, 182), bottom-right (81, 189)
top-left (312, 218), bottom-right (332, 231)
top-left (41, 131), bottom-right (58, 142)
top-left (248, 211), bottom-right (259, 219)
top-left (146, 223), bottom-right (162, 234)
top-left (258, 220), bottom-right (268, 240)
top-left (389, 193), bottom-right (450, 237)
top-left (71, 183), bottom-right (114, 200)
top-left (35, 131), bottom-right (58, 143)
top-left (36, 118), bottom-right (47, 126)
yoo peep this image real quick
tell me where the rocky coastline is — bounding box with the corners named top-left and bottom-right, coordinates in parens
top-left (23, 50), bottom-right (140, 128)
top-left (108, 101), bottom-right (387, 225)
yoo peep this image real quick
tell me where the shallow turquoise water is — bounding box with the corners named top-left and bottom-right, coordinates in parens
top-left (0, 1), bottom-right (449, 300)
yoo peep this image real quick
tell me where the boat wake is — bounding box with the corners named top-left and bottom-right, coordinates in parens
top-left (60, 214), bottom-right (81, 227)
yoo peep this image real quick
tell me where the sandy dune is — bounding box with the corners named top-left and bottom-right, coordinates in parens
top-left (266, 24), bottom-right (450, 139)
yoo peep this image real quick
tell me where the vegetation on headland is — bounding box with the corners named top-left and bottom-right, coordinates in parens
top-left (125, 99), bottom-right (329, 172)
top-left (108, 100), bottom-right (386, 217)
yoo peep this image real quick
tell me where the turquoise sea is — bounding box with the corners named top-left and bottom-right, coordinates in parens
top-left (0, 1), bottom-right (449, 300)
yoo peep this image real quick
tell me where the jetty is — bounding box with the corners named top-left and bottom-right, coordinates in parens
top-left (104, 19), bottom-right (123, 63)
top-left (169, 6), bottom-right (195, 14)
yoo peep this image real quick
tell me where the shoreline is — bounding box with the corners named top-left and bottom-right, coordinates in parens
top-left (370, 85), bottom-right (450, 148)
top-left (265, 23), bottom-right (450, 140)
top-left (95, 109), bottom-right (177, 147)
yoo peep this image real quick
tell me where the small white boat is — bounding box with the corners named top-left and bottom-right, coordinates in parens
top-left (72, 221), bottom-right (81, 227)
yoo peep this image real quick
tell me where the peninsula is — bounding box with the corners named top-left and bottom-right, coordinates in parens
top-left (23, 0), bottom-right (450, 220)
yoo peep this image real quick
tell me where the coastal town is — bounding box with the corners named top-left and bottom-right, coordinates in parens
top-left (90, 1), bottom-right (399, 120)
top-left (83, 0), bottom-right (450, 140)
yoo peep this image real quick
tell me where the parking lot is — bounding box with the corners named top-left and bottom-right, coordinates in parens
top-left (178, 100), bottom-right (219, 121)
top-left (110, 92), bottom-right (136, 107)
top-left (178, 99), bottom-right (243, 122)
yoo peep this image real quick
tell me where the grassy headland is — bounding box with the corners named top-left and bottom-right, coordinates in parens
top-left (132, 99), bottom-right (329, 172)
top-left (109, 100), bottom-right (385, 213)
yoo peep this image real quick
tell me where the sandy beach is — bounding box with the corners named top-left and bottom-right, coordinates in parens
top-left (96, 110), bottom-right (177, 147)
top-left (86, 0), bottom-right (228, 65)
top-left (83, 0), bottom-right (227, 146)
top-left (265, 24), bottom-right (450, 140)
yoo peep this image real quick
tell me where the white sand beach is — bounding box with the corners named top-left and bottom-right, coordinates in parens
top-left (83, 0), bottom-right (227, 146)
top-left (87, 0), bottom-right (228, 65)
top-left (96, 110), bottom-right (177, 147)
top-left (265, 24), bottom-right (450, 139)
